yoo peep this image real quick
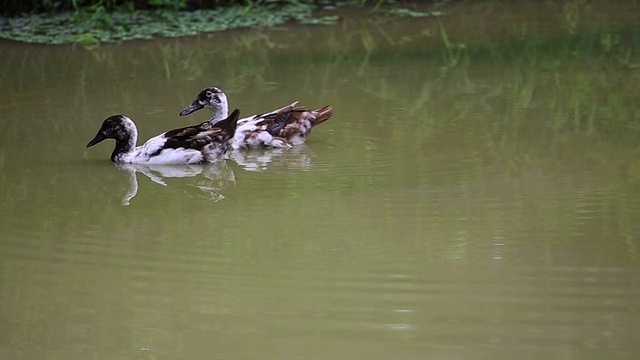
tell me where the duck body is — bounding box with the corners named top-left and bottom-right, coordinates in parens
top-left (87, 109), bottom-right (240, 164)
top-left (179, 86), bottom-right (333, 149)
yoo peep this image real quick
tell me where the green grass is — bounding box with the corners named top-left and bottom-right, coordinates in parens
top-left (0, 4), bottom-right (323, 44)
top-left (0, 1), bottom-right (446, 44)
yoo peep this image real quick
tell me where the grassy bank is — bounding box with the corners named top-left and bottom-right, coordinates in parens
top-left (0, 0), bottom-right (445, 44)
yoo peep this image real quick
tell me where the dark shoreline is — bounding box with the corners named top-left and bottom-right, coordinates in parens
top-left (0, 1), bottom-right (446, 45)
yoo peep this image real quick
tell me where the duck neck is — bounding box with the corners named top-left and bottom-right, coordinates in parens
top-left (210, 107), bottom-right (229, 124)
top-left (111, 124), bottom-right (138, 163)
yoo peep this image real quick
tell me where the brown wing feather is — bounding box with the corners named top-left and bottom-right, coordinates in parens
top-left (276, 105), bottom-right (332, 138)
top-left (254, 104), bottom-right (295, 127)
top-left (159, 109), bottom-right (240, 152)
top-left (161, 122), bottom-right (220, 151)
top-left (311, 105), bottom-right (333, 126)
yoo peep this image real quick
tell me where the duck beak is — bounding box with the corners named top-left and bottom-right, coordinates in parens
top-left (179, 101), bottom-right (204, 116)
top-left (87, 132), bottom-right (107, 148)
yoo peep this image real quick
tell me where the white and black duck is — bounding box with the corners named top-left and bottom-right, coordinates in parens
top-left (179, 86), bottom-right (333, 149)
top-left (86, 109), bottom-right (240, 164)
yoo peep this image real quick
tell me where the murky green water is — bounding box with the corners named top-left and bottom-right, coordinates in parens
top-left (2, 1), bottom-right (640, 359)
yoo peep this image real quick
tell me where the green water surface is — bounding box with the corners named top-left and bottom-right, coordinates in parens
top-left (1, 1), bottom-right (639, 359)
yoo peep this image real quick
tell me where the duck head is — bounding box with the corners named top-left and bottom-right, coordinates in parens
top-left (87, 115), bottom-right (138, 163)
top-left (87, 115), bottom-right (137, 148)
top-left (179, 86), bottom-right (229, 121)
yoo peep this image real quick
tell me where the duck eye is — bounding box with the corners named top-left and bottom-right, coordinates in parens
top-left (206, 91), bottom-right (213, 98)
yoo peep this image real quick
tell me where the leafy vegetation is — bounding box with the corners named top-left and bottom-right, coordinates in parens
top-left (0, 0), bottom-right (450, 44)
top-left (0, 3), bottom-right (319, 44)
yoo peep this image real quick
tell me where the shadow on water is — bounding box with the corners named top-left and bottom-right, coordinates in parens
top-left (1, 1), bottom-right (640, 359)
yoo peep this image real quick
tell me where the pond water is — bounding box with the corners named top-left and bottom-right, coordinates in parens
top-left (1, 1), bottom-right (640, 359)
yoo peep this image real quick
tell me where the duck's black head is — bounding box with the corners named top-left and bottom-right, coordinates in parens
top-left (87, 115), bottom-right (137, 148)
top-left (179, 86), bottom-right (229, 118)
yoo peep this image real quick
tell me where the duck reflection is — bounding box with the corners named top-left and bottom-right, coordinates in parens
top-left (228, 145), bottom-right (313, 172)
top-left (116, 161), bottom-right (235, 205)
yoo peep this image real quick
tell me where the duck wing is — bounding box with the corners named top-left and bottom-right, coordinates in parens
top-left (161, 123), bottom-right (223, 152)
top-left (254, 103), bottom-right (298, 135)
top-left (255, 104), bottom-right (333, 140)
top-left (159, 109), bottom-right (240, 153)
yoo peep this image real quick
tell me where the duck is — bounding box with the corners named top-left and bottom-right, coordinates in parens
top-left (179, 86), bottom-right (333, 149)
top-left (86, 109), bottom-right (240, 164)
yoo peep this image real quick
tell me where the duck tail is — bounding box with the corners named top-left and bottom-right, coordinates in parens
top-left (312, 105), bottom-right (333, 126)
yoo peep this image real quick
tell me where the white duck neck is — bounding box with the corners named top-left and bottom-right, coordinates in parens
top-left (210, 107), bottom-right (229, 124)
top-left (111, 119), bottom-right (138, 162)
